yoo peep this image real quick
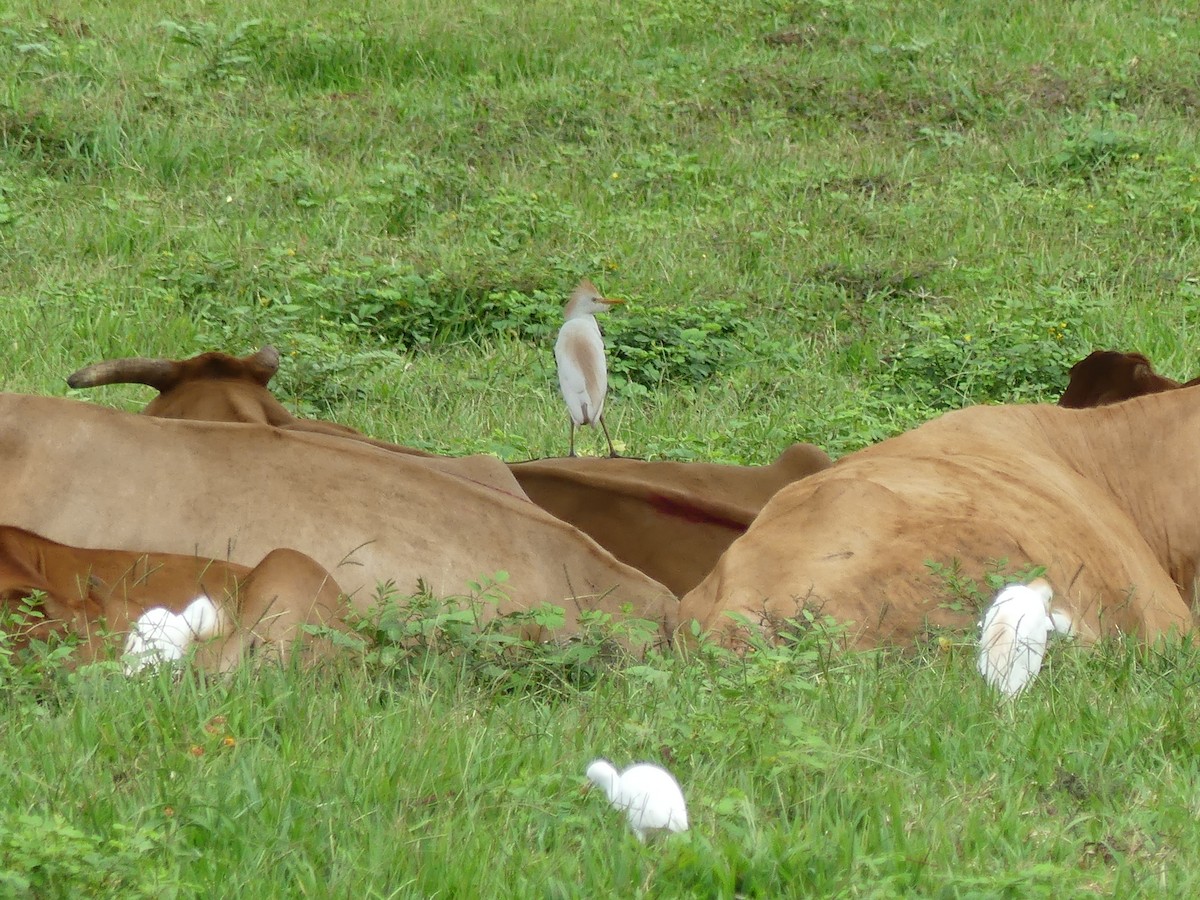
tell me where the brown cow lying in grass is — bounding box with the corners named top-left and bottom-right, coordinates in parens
top-left (0, 395), bottom-right (677, 646)
top-left (67, 346), bottom-right (422, 447)
top-left (678, 388), bottom-right (1200, 648)
top-left (1058, 349), bottom-right (1200, 408)
top-left (67, 347), bottom-right (539, 496)
top-left (0, 526), bottom-right (348, 671)
top-left (510, 445), bottom-right (832, 596)
top-left (70, 348), bottom-right (833, 598)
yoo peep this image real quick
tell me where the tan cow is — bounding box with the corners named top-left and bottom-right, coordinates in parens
top-left (678, 390), bottom-right (1200, 649)
top-left (68, 349), bottom-right (833, 596)
top-left (0, 395), bottom-right (676, 644)
top-left (66, 348), bottom-right (541, 496)
top-left (1058, 349), bottom-right (1200, 408)
top-left (0, 526), bottom-right (348, 671)
top-left (509, 444), bottom-right (832, 595)
top-left (67, 346), bottom-right (421, 446)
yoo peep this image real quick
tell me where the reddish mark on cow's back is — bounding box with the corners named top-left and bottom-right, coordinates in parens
top-left (647, 494), bottom-right (745, 531)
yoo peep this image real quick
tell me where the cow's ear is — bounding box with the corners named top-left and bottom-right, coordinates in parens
top-left (1131, 362), bottom-right (1154, 384)
top-left (248, 346), bottom-right (281, 386)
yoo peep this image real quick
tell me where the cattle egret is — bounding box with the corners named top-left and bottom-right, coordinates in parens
top-left (585, 759), bottom-right (689, 841)
top-left (179, 595), bottom-right (224, 642)
top-left (123, 595), bottom-right (224, 674)
top-left (977, 577), bottom-right (1071, 698)
top-left (555, 280), bottom-right (625, 457)
top-left (124, 607), bottom-right (190, 674)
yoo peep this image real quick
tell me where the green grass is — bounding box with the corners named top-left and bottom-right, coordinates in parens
top-left (4, 0), bottom-right (1200, 895)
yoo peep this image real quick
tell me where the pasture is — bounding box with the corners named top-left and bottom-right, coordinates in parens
top-left (3, 0), bottom-right (1200, 895)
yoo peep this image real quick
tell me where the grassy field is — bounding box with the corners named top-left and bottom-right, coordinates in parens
top-left (3, 0), bottom-right (1200, 895)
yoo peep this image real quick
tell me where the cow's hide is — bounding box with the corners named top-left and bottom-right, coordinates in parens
top-left (66, 347), bottom-right (543, 496)
top-left (509, 444), bottom-right (831, 595)
top-left (0, 526), bottom-right (348, 670)
top-left (679, 392), bottom-right (1200, 647)
top-left (0, 395), bottom-right (676, 645)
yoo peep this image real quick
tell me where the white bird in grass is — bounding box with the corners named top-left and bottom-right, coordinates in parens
top-left (555, 279), bottom-right (625, 457)
top-left (585, 759), bottom-right (689, 841)
top-left (977, 577), bottom-right (1073, 698)
top-left (123, 595), bottom-right (225, 674)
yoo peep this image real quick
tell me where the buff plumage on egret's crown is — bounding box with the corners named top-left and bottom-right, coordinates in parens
top-left (555, 280), bottom-right (625, 457)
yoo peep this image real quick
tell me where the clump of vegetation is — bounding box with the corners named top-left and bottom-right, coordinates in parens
top-left (322, 574), bottom-right (660, 697)
top-left (0, 812), bottom-right (173, 899)
top-left (875, 296), bottom-right (1094, 413)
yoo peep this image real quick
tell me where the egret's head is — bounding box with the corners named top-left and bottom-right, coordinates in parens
top-left (585, 759), bottom-right (620, 799)
top-left (565, 279), bottom-right (625, 319)
top-left (1026, 577), bottom-right (1053, 610)
top-left (180, 594), bottom-right (224, 640)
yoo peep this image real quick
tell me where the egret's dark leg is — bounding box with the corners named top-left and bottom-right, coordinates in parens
top-left (600, 414), bottom-right (619, 458)
top-left (568, 421), bottom-right (577, 457)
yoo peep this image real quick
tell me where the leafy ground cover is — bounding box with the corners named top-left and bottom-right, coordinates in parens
top-left (2, 0), bottom-right (1200, 895)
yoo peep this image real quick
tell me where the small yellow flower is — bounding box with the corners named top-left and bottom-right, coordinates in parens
top-left (937, 636), bottom-right (952, 652)
top-left (610, 172), bottom-right (619, 179)
top-left (963, 334), bottom-right (973, 342)
top-left (222, 735), bottom-right (237, 748)
top-left (1129, 153), bottom-right (1140, 161)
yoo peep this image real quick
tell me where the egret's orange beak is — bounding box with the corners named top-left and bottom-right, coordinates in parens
top-left (603, 297), bottom-right (626, 306)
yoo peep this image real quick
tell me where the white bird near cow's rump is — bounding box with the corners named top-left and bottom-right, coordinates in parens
top-left (585, 758), bottom-right (689, 841)
top-left (977, 577), bottom-right (1073, 698)
top-left (123, 594), bottom-right (226, 674)
top-left (555, 279), bottom-right (625, 457)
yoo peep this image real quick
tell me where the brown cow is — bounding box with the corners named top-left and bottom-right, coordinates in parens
top-left (678, 389), bottom-right (1200, 649)
top-left (64, 348), bottom-right (556, 496)
top-left (509, 444), bottom-right (832, 595)
top-left (67, 346), bottom-right (438, 453)
top-left (0, 526), bottom-right (349, 671)
top-left (0, 395), bottom-right (677, 645)
top-left (1058, 349), bottom-right (1200, 408)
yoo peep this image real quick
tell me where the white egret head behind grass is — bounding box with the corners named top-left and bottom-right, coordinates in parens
top-left (179, 594), bottom-right (224, 642)
top-left (585, 758), bottom-right (688, 841)
top-left (555, 279), bottom-right (625, 457)
top-left (977, 577), bottom-right (1072, 698)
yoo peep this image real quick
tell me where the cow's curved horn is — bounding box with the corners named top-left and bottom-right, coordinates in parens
top-left (66, 357), bottom-right (180, 391)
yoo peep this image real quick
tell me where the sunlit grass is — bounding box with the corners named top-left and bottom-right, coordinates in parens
top-left (4, 0), bottom-right (1200, 894)
top-left (6, 628), bottom-right (1200, 895)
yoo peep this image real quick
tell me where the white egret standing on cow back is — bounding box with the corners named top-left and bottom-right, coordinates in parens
top-left (555, 279), bottom-right (625, 457)
top-left (585, 758), bottom-right (689, 841)
top-left (977, 577), bottom-right (1073, 698)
